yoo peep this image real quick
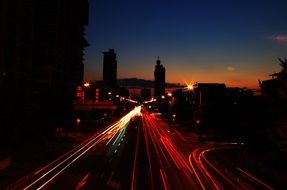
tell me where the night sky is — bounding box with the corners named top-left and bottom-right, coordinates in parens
top-left (84, 0), bottom-right (287, 89)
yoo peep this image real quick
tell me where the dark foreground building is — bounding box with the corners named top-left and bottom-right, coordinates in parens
top-left (259, 58), bottom-right (287, 100)
top-left (0, 0), bottom-right (89, 154)
top-left (154, 57), bottom-right (165, 98)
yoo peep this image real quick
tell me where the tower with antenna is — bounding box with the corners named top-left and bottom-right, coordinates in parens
top-left (154, 57), bottom-right (166, 97)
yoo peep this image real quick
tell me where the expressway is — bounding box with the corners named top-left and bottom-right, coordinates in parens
top-left (12, 106), bottom-right (277, 190)
top-left (188, 146), bottom-right (274, 190)
top-left (131, 108), bottom-right (275, 190)
top-left (16, 106), bottom-right (141, 190)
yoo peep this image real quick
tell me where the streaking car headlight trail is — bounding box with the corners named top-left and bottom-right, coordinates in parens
top-left (22, 106), bottom-right (141, 190)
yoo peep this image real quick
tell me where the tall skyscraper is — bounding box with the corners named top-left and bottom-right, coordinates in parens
top-left (103, 49), bottom-right (117, 88)
top-left (154, 57), bottom-right (165, 97)
top-left (31, 0), bottom-right (89, 132)
top-left (0, 0), bottom-right (89, 146)
top-left (0, 0), bottom-right (35, 148)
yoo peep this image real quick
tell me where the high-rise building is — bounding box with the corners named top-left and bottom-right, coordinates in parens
top-left (32, 0), bottom-right (89, 126)
top-left (154, 57), bottom-right (165, 97)
top-left (103, 49), bottom-right (117, 88)
top-left (0, 0), bottom-right (35, 148)
top-left (0, 0), bottom-right (89, 146)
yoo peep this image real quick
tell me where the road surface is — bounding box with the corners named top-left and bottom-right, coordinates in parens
top-left (12, 107), bottom-right (277, 190)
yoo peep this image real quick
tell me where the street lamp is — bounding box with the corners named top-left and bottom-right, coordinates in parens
top-left (108, 91), bottom-right (112, 101)
top-left (83, 82), bottom-right (90, 87)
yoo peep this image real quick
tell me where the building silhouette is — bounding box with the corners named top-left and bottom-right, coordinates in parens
top-left (103, 49), bottom-right (117, 88)
top-left (154, 57), bottom-right (166, 97)
top-left (259, 58), bottom-right (287, 100)
top-left (32, 0), bottom-right (89, 124)
top-left (0, 0), bottom-right (89, 148)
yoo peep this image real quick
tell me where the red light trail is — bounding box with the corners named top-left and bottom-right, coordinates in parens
top-left (139, 109), bottom-right (274, 190)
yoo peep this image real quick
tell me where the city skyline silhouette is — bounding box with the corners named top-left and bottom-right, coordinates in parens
top-left (84, 0), bottom-right (287, 89)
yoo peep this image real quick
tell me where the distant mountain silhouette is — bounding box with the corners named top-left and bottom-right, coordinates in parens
top-left (117, 78), bottom-right (182, 88)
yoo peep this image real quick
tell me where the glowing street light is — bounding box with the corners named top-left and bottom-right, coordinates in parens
top-left (83, 82), bottom-right (90, 87)
top-left (167, 92), bottom-right (172, 97)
